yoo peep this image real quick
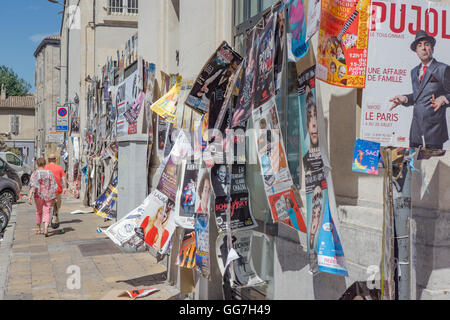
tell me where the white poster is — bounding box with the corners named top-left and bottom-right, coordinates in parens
top-left (361, 0), bottom-right (450, 150)
top-left (115, 70), bottom-right (139, 137)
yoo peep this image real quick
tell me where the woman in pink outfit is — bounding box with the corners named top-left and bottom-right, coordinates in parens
top-left (28, 158), bottom-right (57, 237)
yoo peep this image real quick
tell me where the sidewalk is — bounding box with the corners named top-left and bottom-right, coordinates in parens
top-left (1, 193), bottom-right (181, 300)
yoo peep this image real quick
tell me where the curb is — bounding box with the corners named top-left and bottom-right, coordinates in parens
top-left (0, 205), bottom-right (17, 300)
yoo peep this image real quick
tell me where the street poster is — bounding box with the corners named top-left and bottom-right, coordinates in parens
top-left (231, 27), bottom-right (259, 128)
top-left (216, 231), bottom-right (265, 288)
top-left (316, 200), bottom-right (348, 276)
top-left (135, 189), bottom-right (168, 248)
top-left (115, 70), bottom-right (139, 136)
top-left (185, 41), bottom-right (243, 115)
top-left (105, 203), bottom-right (145, 246)
top-left (254, 11), bottom-right (277, 110)
top-left (195, 166), bottom-right (211, 214)
top-left (252, 97), bottom-right (307, 232)
top-left (360, 0), bottom-right (450, 150)
top-left (287, 0), bottom-right (309, 61)
top-left (352, 138), bottom-right (380, 175)
top-left (306, 0), bottom-right (321, 42)
top-left (315, 0), bottom-right (371, 88)
top-left (150, 75), bottom-right (182, 124)
top-left (157, 116), bottom-right (169, 158)
top-left (298, 65), bottom-right (347, 275)
top-left (94, 176), bottom-right (118, 219)
top-left (156, 155), bottom-right (178, 202)
top-left (175, 161), bottom-right (199, 229)
top-left (177, 230), bottom-right (196, 269)
top-left (123, 91), bottom-right (145, 125)
top-left (195, 212), bottom-right (210, 279)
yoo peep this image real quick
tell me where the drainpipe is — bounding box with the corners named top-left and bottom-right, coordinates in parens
top-left (392, 159), bottom-right (412, 300)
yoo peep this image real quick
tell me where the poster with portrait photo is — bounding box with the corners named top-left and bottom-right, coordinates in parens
top-left (361, 0), bottom-right (450, 150)
top-left (298, 65), bottom-right (347, 275)
top-left (214, 194), bottom-right (256, 233)
top-left (185, 41), bottom-right (243, 115)
top-left (175, 161), bottom-right (199, 229)
top-left (252, 98), bottom-right (291, 191)
top-left (195, 167), bottom-right (211, 214)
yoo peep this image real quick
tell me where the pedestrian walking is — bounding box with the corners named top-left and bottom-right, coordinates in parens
top-left (27, 157), bottom-right (57, 237)
top-left (45, 153), bottom-right (68, 227)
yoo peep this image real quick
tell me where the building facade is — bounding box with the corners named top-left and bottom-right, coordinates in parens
top-left (0, 85), bottom-right (35, 166)
top-left (57, 0), bottom-right (138, 194)
top-left (60, 0), bottom-right (450, 300)
top-left (34, 34), bottom-right (61, 160)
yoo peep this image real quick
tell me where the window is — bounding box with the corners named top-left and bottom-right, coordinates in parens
top-left (9, 115), bottom-right (20, 136)
top-left (108, 0), bottom-right (138, 15)
top-left (127, 0), bottom-right (138, 14)
top-left (6, 154), bottom-right (21, 166)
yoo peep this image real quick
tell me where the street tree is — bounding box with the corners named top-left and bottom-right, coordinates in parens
top-left (0, 65), bottom-right (31, 96)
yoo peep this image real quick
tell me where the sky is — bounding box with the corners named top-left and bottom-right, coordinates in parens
top-left (0, 0), bottom-right (63, 93)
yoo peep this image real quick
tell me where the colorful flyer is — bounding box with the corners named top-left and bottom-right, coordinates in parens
top-left (352, 138), bottom-right (380, 175)
top-left (194, 212), bottom-right (210, 279)
top-left (150, 76), bottom-right (182, 123)
top-left (175, 161), bottom-right (199, 229)
top-left (177, 230), bottom-right (196, 269)
top-left (317, 200), bottom-right (348, 276)
top-left (287, 0), bottom-right (309, 60)
top-left (94, 176), bottom-right (118, 219)
top-left (315, 0), bottom-right (371, 88)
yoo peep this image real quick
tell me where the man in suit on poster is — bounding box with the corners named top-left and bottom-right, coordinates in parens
top-left (390, 30), bottom-right (450, 150)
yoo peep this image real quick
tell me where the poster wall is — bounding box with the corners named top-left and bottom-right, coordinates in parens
top-left (360, 0), bottom-right (450, 150)
top-left (315, 0), bottom-right (371, 88)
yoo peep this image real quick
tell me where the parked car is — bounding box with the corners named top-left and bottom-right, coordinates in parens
top-left (0, 158), bottom-right (22, 190)
top-left (0, 176), bottom-right (20, 205)
top-left (0, 151), bottom-right (32, 185)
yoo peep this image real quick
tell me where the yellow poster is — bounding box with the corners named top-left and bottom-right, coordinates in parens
top-left (316, 0), bottom-right (371, 88)
top-left (150, 75), bottom-right (182, 123)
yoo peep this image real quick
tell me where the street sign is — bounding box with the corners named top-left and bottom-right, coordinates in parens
top-left (56, 106), bottom-right (69, 131)
top-left (48, 130), bottom-right (64, 143)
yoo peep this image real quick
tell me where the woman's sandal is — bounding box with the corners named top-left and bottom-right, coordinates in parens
top-left (44, 230), bottom-right (49, 237)
top-left (35, 229), bottom-right (41, 235)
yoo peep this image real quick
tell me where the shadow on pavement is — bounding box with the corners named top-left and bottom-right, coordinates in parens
top-left (116, 272), bottom-right (167, 287)
top-left (59, 219), bottom-right (82, 225)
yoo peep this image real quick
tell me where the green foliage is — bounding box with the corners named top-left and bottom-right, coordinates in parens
top-left (0, 65), bottom-right (31, 97)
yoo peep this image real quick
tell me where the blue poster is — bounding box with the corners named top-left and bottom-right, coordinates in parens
top-left (298, 66), bottom-right (347, 276)
top-left (317, 200), bottom-right (348, 276)
top-left (352, 139), bottom-right (381, 175)
top-left (194, 212), bottom-right (210, 279)
top-left (288, 0), bottom-right (309, 59)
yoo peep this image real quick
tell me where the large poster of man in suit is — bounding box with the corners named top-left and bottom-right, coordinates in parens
top-left (361, 0), bottom-right (450, 150)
